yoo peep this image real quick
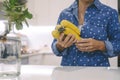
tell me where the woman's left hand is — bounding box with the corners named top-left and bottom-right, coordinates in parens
top-left (75, 38), bottom-right (106, 52)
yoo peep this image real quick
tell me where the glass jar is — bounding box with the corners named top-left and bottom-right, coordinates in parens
top-left (0, 22), bottom-right (21, 78)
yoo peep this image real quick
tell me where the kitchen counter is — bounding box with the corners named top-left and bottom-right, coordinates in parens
top-left (20, 48), bottom-right (61, 65)
top-left (21, 47), bottom-right (53, 58)
top-left (21, 52), bottom-right (61, 65)
top-left (1, 65), bottom-right (120, 80)
top-left (21, 52), bottom-right (53, 58)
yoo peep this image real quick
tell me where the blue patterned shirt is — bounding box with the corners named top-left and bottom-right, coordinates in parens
top-left (51, 0), bottom-right (120, 66)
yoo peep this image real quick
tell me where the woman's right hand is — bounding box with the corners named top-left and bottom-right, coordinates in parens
top-left (56, 33), bottom-right (77, 52)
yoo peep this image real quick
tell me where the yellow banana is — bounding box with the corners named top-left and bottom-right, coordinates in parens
top-left (52, 25), bottom-right (65, 39)
top-left (52, 30), bottom-right (60, 39)
top-left (60, 20), bottom-right (80, 35)
top-left (64, 28), bottom-right (81, 40)
top-left (55, 25), bottom-right (62, 30)
top-left (52, 22), bottom-right (81, 40)
top-left (52, 27), bottom-right (81, 40)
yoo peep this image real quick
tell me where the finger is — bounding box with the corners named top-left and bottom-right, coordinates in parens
top-left (76, 42), bottom-right (91, 48)
top-left (76, 44), bottom-right (87, 51)
top-left (86, 48), bottom-right (96, 52)
top-left (57, 33), bottom-right (65, 47)
top-left (76, 46), bottom-right (94, 52)
top-left (65, 35), bottom-right (76, 47)
top-left (79, 48), bottom-right (87, 52)
top-left (63, 34), bottom-right (73, 44)
top-left (59, 34), bottom-right (73, 48)
top-left (56, 41), bottom-right (63, 48)
top-left (76, 38), bottom-right (91, 43)
top-left (59, 33), bottom-right (65, 42)
top-left (73, 39), bottom-right (77, 43)
top-left (82, 46), bottom-right (96, 52)
top-left (78, 48), bottom-right (89, 52)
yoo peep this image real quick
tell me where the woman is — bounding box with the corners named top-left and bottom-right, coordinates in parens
top-left (51, 0), bottom-right (120, 66)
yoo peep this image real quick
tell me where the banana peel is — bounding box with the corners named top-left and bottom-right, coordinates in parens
top-left (52, 30), bottom-right (60, 39)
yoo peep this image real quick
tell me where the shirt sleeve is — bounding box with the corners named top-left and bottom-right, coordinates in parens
top-left (51, 39), bottom-right (68, 56)
top-left (104, 9), bottom-right (120, 57)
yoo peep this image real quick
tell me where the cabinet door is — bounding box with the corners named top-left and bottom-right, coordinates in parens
top-left (29, 54), bottom-right (61, 65)
top-left (29, 55), bottom-right (43, 65)
top-left (41, 54), bottom-right (61, 65)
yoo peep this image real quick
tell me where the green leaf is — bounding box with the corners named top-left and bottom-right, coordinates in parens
top-left (26, 13), bottom-right (33, 19)
top-left (3, 0), bottom-right (10, 10)
top-left (15, 22), bottom-right (23, 30)
top-left (23, 9), bottom-right (33, 19)
top-left (9, 0), bottom-right (16, 5)
top-left (24, 19), bottom-right (29, 27)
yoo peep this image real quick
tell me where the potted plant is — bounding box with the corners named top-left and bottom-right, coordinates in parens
top-left (2, 0), bottom-right (33, 36)
top-left (0, 0), bottom-right (33, 77)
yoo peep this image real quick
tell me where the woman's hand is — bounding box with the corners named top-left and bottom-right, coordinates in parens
top-left (56, 33), bottom-right (77, 52)
top-left (75, 38), bottom-right (106, 52)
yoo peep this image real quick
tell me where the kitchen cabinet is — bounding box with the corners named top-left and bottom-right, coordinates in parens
top-left (28, 54), bottom-right (43, 65)
top-left (29, 53), bottom-right (61, 65)
top-left (21, 53), bottom-right (61, 65)
top-left (21, 57), bottom-right (29, 64)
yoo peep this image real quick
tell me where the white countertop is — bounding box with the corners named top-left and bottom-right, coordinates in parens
top-left (20, 65), bottom-right (55, 80)
top-left (0, 65), bottom-right (120, 80)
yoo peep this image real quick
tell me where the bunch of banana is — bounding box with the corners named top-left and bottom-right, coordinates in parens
top-left (52, 20), bottom-right (81, 40)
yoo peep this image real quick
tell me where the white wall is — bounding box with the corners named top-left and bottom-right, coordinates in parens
top-left (27, 0), bottom-right (74, 26)
top-left (17, 26), bottom-right (54, 50)
top-left (100, 0), bottom-right (118, 9)
top-left (27, 0), bottom-right (118, 26)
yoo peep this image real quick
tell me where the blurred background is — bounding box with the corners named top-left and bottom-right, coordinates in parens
top-left (0, 0), bottom-right (120, 67)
